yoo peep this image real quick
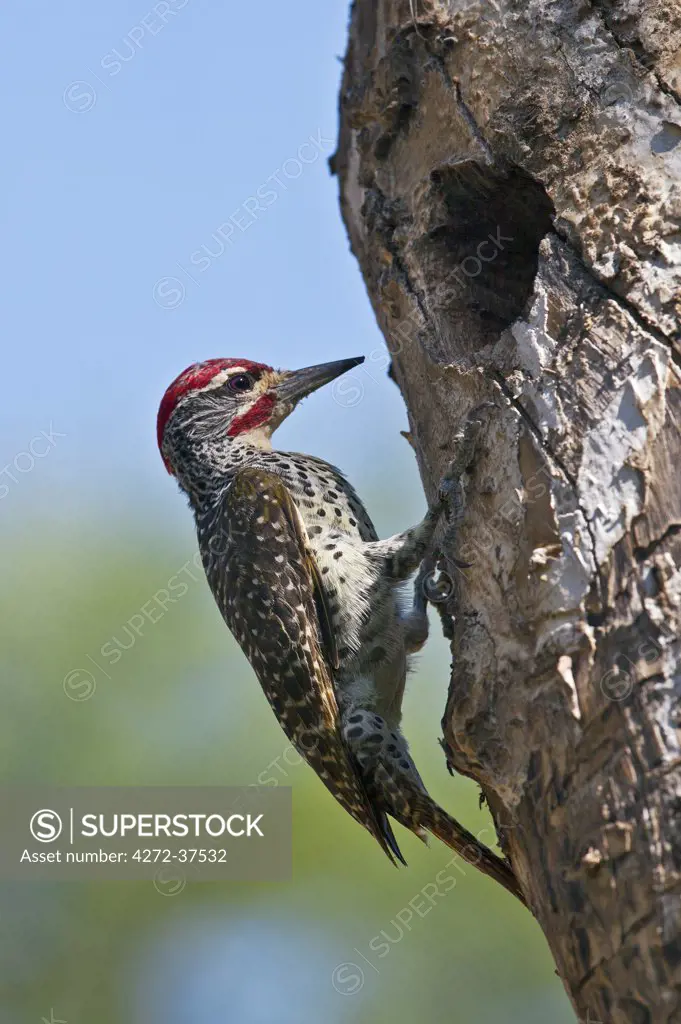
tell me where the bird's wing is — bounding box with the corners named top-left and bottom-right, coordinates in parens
top-left (205, 466), bottom-right (398, 861)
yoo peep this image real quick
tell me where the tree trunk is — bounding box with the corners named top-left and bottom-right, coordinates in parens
top-left (333, 1), bottom-right (681, 1020)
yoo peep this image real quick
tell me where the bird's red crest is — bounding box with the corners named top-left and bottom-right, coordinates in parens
top-left (157, 358), bottom-right (272, 471)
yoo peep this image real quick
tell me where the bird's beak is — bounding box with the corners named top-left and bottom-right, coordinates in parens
top-left (275, 357), bottom-right (365, 405)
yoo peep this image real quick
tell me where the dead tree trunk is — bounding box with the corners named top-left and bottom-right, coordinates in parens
top-left (333, 1), bottom-right (681, 1019)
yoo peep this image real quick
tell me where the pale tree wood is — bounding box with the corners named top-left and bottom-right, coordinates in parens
top-left (333, 1), bottom-right (681, 1020)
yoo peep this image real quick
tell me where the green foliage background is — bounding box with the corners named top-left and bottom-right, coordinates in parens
top-left (1, 486), bottom-right (573, 1024)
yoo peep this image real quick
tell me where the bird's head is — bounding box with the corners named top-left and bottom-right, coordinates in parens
top-left (157, 356), bottom-right (364, 479)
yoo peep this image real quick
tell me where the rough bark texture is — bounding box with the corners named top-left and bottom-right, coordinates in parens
top-left (334, 1), bottom-right (681, 1020)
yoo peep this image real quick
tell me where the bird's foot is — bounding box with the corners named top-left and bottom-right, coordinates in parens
top-left (437, 402), bottom-right (495, 558)
top-left (438, 402), bottom-right (495, 501)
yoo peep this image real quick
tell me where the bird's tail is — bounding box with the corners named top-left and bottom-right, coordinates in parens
top-left (411, 792), bottom-right (527, 906)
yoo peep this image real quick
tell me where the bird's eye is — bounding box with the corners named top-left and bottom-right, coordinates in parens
top-left (227, 373), bottom-right (254, 394)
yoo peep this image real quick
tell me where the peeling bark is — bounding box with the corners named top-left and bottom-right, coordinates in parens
top-left (334, 1), bottom-right (681, 1020)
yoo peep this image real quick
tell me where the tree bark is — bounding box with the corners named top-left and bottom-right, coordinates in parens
top-left (334, 1), bottom-right (681, 1020)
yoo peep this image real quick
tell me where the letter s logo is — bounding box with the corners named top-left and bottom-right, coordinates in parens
top-left (30, 809), bottom-right (63, 843)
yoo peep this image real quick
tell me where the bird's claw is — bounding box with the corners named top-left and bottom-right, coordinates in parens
top-left (451, 555), bottom-right (473, 569)
top-left (436, 403), bottom-right (495, 554)
top-left (438, 402), bottom-right (494, 506)
top-left (447, 402), bottom-right (495, 476)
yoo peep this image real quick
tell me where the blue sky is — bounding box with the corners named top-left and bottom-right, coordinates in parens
top-left (1, 0), bottom-right (421, 536)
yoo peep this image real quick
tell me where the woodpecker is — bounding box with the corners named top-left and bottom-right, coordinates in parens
top-left (157, 356), bottom-right (525, 904)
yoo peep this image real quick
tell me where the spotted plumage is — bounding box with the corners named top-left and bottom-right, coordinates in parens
top-left (158, 356), bottom-right (525, 903)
